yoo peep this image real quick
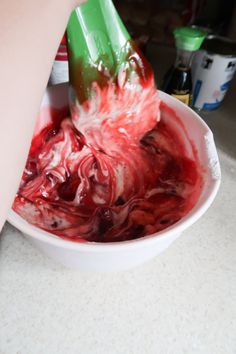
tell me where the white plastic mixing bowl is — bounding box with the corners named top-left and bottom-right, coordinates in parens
top-left (8, 84), bottom-right (221, 271)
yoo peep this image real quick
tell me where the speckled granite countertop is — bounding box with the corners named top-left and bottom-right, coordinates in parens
top-left (0, 46), bottom-right (235, 354)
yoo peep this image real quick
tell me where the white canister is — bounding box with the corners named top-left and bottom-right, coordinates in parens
top-left (49, 35), bottom-right (69, 86)
top-left (192, 36), bottom-right (236, 110)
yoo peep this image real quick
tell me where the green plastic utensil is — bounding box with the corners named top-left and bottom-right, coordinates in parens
top-left (67, 0), bottom-right (132, 103)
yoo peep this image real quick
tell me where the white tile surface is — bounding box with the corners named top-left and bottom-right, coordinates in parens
top-left (0, 49), bottom-right (236, 354)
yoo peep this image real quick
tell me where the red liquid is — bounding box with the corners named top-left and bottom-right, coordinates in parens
top-left (13, 42), bottom-right (202, 243)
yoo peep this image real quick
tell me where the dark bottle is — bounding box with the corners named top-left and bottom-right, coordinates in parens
top-left (162, 27), bottom-right (206, 106)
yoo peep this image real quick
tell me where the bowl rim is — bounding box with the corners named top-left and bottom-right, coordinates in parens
top-left (7, 90), bottom-right (221, 252)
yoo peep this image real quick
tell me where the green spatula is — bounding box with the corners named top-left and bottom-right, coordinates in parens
top-left (66, 0), bottom-right (152, 104)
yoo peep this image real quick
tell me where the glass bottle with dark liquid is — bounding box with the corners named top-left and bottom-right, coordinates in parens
top-left (162, 27), bottom-right (206, 107)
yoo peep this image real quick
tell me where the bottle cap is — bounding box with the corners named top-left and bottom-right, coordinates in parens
top-left (174, 27), bottom-right (206, 52)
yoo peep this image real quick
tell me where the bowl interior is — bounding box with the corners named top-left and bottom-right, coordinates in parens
top-left (7, 84), bottom-right (221, 250)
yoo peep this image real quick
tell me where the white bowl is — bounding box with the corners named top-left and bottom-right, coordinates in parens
top-left (8, 84), bottom-right (221, 272)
